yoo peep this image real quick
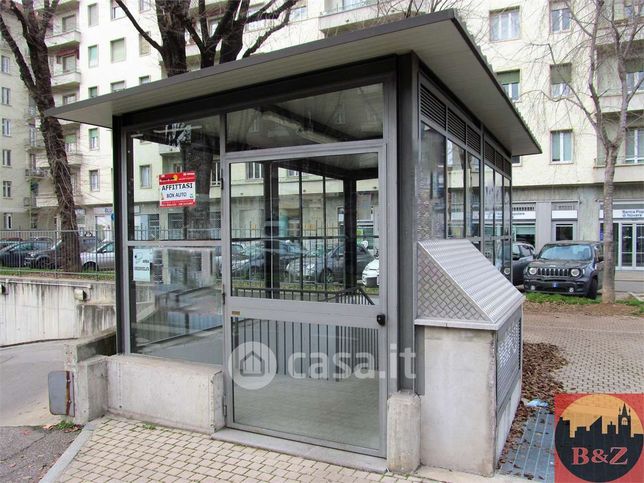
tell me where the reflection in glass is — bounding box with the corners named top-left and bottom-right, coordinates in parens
top-left (418, 124), bottom-right (445, 240)
top-left (467, 155), bottom-right (480, 238)
top-left (227, 84), bottom-right (383, 151)
top-left (446, 141), bottom-right (465, 238)
top-left (503, 176), bottom-right (511, 237)
top-left (230, 154), bottom-right (379, 305)
top-left (484, 164), bottom-right (494, 241)
top-left (231, 317), bottom-right (380, 450)
top-left (129, 116), bottom-right (221, 241)
top-left (130, 246), bottom-right (223, 364)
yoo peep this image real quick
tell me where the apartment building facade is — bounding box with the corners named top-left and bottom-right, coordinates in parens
top-left (14, 0), bottom-right (644, 271)
top-left (1, 16), bottom-right (32, 231)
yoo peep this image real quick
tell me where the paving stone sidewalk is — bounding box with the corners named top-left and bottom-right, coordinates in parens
top-left (523, 312), bottom-right (644, 393)
top-left (58, 417), bottom-right (429, 483)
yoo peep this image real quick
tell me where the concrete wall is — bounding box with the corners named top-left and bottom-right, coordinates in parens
top-left (419, 326), bottom-right (497, 476)
top-left (0, 277), bottom-right (115, 346)
top-left (106, 355), bottom-right (224, 434)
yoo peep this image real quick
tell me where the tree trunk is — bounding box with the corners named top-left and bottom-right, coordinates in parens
top-left (602, 149), bottom-right (617, 303)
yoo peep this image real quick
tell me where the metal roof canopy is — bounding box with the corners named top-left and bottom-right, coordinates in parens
top-left (47, 10), bottom-right (540, 156)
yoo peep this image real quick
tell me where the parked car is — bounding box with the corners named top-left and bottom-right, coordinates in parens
top-left (232, 241), bottom-right (308, 278)
top-left (213, 243), bottom-right (246, 276)
top-left (0, 238), bottom-right (22, 251)
top-left (0, 239), bottom-right (52, 267)
top-left (361, 258), bottom-right (379, 287)
top-left (80, 241), bottom-right (115, 271)
top-left (24, 235), bottom-right (102, 269)
top-left (511, 242), bottom-right (535, 286)
top-left (523, 241), bottom-right (604, 299)
top-left (287, 243), bottom-right (374, 284)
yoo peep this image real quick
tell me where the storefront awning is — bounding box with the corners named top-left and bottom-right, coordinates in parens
top-left (47, 10), bottom-right (540, 156)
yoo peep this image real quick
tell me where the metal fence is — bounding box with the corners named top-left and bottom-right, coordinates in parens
top-left (0, 229), bottom-right (115, 280)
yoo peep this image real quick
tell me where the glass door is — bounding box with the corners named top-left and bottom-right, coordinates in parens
top-left (636, 224), bottom-right (644, 268)
top-left (223, 147), bottom-right (387, 456)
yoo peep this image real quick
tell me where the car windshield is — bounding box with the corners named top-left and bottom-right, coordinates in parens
top-left (538, 244), bottom-right (593, 261)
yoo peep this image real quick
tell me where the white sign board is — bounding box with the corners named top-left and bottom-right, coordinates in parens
top-left (133, 248), bottom-right (153, 282)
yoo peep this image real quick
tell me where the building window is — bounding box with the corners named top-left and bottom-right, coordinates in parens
top-left (211, 161), bottom-right (221, 185)
top-left (29, 124), bottom-right (36, 145)
top-left (626, 59), bottom-right (644, 92)
top-left (625, 3), bottom-right (643, 18)
top-left (2, 180), bottom-right (11, 198)
top-left (551, 3), bottom-right (571, 32)
top-left (511, 155), bottom-right (521, 165)
top-left (490, 8), bottom-right (520, 41)
top-left (62, 93), bottom-right (76, 105)
top-left (139, 0), bottom-right (151, 12)
top-left (140, 165), bottom-right (151, 188)
top-left (1, 87), bottom-right (9, 105)
top-left (551, 130), bottom-right (573, 163)
top-left (111, 81), bottom-right (126, 92)
top-left (88, 86), bottom-right (98, 98)
top-left (1, 56), bottom-right (9, 74)
top-left (139, 33), bottom-right (151, 56)
top-left (139, 75), bottom-right (151, 84)
top-left (61, 54), bottom-right (76, 73)
top-left (61, 14), bottom-right (76, 32)
top-left (88, 3), bottom-right (98, 26)
top-left (497, 70), bottom-right (520, 100)
top-left (65, 133), bottom-right (78, 153)
top-left (88, 45), bottom-right (98, 67)
top-left (111, 38), bottom-right (126, 63)
top-left (89, 170), bottom-right (100, 192)
top-left (89, 128), bottom-right (99, 150)
top-left (246, 162), bottom-right (264, 179)
top-left (550, 64), bottom-right (572, 97)
top-left (2, 149), bottom-right (10, 167)
top-left (111, 0), bottom-right (125, 20)
top-left (291, 1), bottom-right (307, 21)
top-left (1, 118), bottom-right (10, 136)
top-left (625, 128), bottom-right (644, 164)
top-left (207, 17), bottom-right (219, 35)
top-left (3, 213), bottom-right (12, 229)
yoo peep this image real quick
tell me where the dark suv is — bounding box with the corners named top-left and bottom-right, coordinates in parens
top-left (523, 241), bottom-right (604, 299)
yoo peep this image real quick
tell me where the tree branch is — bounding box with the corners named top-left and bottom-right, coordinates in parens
top-left (243, 8), bottom-right (291, 58)
top-left (0, 5), bottom-right (36, 94)
top-left (115, 0), bottom-right (162, 52)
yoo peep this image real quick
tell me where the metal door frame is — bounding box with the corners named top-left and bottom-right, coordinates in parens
top-left (221, 140), bottom-right (389, 457)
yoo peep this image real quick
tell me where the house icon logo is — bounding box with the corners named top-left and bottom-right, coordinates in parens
top-left (228, 341), bottom-right (276, 390)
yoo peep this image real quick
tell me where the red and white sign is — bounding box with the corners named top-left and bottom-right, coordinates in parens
top-left (159, 172), bottom-right (196, 208)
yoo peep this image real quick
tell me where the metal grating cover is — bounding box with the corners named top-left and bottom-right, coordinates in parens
top-left (417, 239), bottom-right (523, 324)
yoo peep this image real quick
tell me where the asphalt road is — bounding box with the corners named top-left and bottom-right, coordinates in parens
top-left (0, 340), bottom-right (66, 426)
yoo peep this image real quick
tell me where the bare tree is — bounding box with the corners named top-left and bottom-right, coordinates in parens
top-left (537, 0), bottom-right (644, 302)
top-left (0, 0), bottom-right (80, 270)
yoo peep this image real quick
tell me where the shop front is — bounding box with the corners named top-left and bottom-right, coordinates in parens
top-left (49, 11), bottom-right (539, 476)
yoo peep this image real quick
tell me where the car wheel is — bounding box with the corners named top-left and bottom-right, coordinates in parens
top-left (586, 278), bottom-right (598, 299)
top-left (36, 258), bottom-right (49, 269)
top-left (83, 262), bottom-right (98, 272)
top-left (319, 269), bottom-right (335, 284)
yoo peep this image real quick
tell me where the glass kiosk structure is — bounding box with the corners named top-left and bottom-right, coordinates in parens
top-left (49, 10), bottom-right (540, 475)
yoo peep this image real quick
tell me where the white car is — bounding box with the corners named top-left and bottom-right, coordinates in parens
top-left (361, 259), bottom-right (379, 287)
top-left (80, 241), bottom-right (115, 271)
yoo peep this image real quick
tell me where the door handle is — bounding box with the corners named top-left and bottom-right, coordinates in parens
top-left (377, 314), bottom-right (386, 326)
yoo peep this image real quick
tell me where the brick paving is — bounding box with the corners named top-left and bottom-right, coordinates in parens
top-left (58, 417), bottom-right (429, 483)
top-left (523, 311), bottom-right (644, 393)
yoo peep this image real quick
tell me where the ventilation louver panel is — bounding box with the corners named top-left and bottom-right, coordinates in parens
top-left (466, 126), bottom-right (481, 153)
top-left (484, 142), bottom-right (495, 163)
top-left (448, 109), bottom-right (466, 143)
top-left (420, 86), bottom-right (446, 129)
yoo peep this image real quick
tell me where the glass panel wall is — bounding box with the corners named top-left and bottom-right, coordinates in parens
top-left (226, 84), bottom-right (383, 151)
top-left (127, 116), bottom-right (223, 364)
top-left (418, 124), bottom-right (445, 240)
top-left (467, 155), bottom-right (481, 238)
top-left (230, 154), bottom-right (380, 305)
top-left (446, 141), bottom-right (465, 238)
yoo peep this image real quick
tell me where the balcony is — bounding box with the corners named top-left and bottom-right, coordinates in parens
top-left (25, 137), bottom-right (46, 150)
top-left (35, 192), bottom-right (83, 208)
top-left (24, 106), bottom-right (38, 119)
top-left (46, 28), bottom-right (81, 50)
top-left (599, 88), bottom-right (644, 113)
top-left (25, 167), bottom-right (47, 178)
top-left (319, 0), bottom-right (402, 34)
top-left (66, 149), bottom-right (83, 166)
top-left (51, 69), bottom-right (81, 91)
top-left (593, 157), bottom-right (644, 183)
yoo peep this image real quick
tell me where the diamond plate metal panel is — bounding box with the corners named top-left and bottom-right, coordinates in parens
top-left (417, 239), bottom-right (523, 324)
top-left (496, 309), bottom-right (522, 410)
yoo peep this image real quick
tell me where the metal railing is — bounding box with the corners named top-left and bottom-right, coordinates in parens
top-left (0, 229), bottom-right (115, 280)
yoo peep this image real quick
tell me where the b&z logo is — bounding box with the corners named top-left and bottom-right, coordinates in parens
top-left (555, 394), bottom-right (643, 482)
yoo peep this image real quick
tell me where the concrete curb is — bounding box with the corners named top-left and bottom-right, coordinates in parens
top-left (40, 419), bottom-right (101, 483)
